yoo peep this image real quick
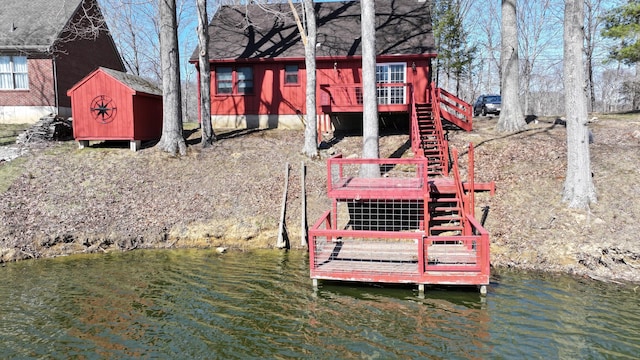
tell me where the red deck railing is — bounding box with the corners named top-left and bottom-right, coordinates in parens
top-left (308, 207), bottom-right (490, 285)
top-left (308, 155), bottom-right (490, 286)
top-left (433, 87), bottom-right (473, 131)
top-left (309, 82), bottom-right (490, 289)
top-left (319, 83), bottom-right (411, 112)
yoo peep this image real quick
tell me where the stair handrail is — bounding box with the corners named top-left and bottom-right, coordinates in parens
top-left (436, 87), bottom-right (473, 132)
top-left (468, 143), bottom-right (475, 219)
top-left (410, 85), bottom-right (422, 156)
top-left (430, 86), bottom-right (450, 176)
top-left (450, 148), bottom-right (469, 235)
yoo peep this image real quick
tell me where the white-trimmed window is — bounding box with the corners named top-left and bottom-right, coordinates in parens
top-left (216, 66), bottom-right (253, 95)
top-left (376, 63), bottom-right (406, 104)
top-left (0, 56), bottom-right (28, 90)
top-left (284, 64), bottom-right (299, 85)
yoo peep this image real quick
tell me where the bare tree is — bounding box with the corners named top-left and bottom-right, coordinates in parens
top-left (301, 0), bottom-right (318, 158)
top-left (360, 0), bottom-right (379, 178)
top-left (562, 0), bottom-right (596, 208)
top-left (99, 0), bottom-right (162, 79)
top-left (472, 0), bottom-right (501, 96)
top-left (157, 0), bottom-right (187, 155)
top-left (197, 0), bottom-right (216, 147)
top-left (497, 0), bottom-right (526, 132)
top-left (584, 0), bottom-right (606, 112)
top-left (58, 0), bottom-right (109, 44)
top-left (517, 0), bottom-right (562, 116)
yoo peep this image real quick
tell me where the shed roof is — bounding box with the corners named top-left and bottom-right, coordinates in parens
top-left (191, 0), bottom-right (435, 62)
top-left (68, 67), bottom-right (162, 97)
top-left (100, 67), bottom-right (163, 96)
top-left (0, 0), bottom-right (81, 50)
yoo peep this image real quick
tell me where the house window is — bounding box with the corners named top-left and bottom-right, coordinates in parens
top-left (216, 66), bottom-right (253, 95)
top-left (216, 67), bottom-right (233, 94)
top-left (237, 66), bottom-right (253, 94)
top-left (376, 63), bottom-right (406, 104)
top-left (285, 64), bottom-right (299, 85)
top-left (0, 56), bottom-right (28, 90)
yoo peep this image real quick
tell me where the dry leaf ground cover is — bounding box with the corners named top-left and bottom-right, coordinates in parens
top-left (1, 114), bottom-right (639, 283)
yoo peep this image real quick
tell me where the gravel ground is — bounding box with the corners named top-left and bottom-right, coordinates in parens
top-left (0, 146), bottom-right (24, 162)
top-left (1, 116), bottom-right (639, 284)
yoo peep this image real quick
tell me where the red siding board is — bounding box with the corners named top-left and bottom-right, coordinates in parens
top-left (207, 56), bottom-right (433, 118)
top-left (69, 69), bottom-right (162, 142)
top-left (133, 94), bottom-right (163, 139)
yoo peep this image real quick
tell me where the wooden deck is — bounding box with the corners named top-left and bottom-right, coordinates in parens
top-left (329, 176), bottom-right (493, 200)
top-left (312, 238), bottom-right (483, 282)
top-left (310, 148), bottom-right (492, 290)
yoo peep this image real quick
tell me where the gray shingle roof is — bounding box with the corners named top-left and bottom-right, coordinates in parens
top-left (100, 67), bottom-right (162, 96)
top-left (0, 0), bottom-right (83, 50)
top-left (192, 0), bottom-right (435, 62)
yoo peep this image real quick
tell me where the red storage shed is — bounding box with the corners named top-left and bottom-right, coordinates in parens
top-left (67, 67), bottom-right (163, 151)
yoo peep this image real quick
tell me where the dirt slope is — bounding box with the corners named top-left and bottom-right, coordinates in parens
top-left (1, 115), bottom-right (639, 283)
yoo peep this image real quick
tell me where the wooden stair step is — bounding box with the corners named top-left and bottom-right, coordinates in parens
top-left (431, 215), bottom-right (461, 221)
top-left (430, 225), bottom-right (464, 232)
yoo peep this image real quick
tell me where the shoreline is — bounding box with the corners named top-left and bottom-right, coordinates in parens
top-left (1, 116), bottom-right (640, 284)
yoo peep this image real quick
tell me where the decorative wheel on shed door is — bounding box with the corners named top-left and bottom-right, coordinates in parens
top-left (90, 95), bottom-right (118, 124)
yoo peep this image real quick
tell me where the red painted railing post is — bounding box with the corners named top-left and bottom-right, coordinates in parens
top-left (469, 143), bottom-right (475, 218)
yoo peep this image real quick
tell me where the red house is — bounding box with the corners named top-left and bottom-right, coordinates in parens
top-left (67, 67), bottom-right (163, 151)
top-left (0, 0), bottom-right (124, 124)
top-left (192, 0), bottom-right (471, 132)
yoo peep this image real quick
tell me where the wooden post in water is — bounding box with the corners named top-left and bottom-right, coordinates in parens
top-left (276, 163), bottom-right (290, 249)
top-left (301, 161), bottom-right (308, 247)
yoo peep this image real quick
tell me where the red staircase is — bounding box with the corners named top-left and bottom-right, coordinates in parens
top-left (415, 103), bottom-right (448, 176)
top-left (308, 86), bottom-right (493, 293)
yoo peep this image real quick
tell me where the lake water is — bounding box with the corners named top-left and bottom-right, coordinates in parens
top-left (1, 249), bottom-right (639, 359)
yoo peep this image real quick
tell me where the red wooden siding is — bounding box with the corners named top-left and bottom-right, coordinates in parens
top-left (211, 62), bottom-right (307, 117)
top-left (54, 2), bottom-right (125, 108)
top-left (68, 69), bottom-right (162, 141)
top-left (133, 94), bottom-right (163, 139)
top-left (208, 56), bottom-right (432, 119)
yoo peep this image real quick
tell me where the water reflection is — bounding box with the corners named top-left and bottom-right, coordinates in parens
top-left (0, 250), bottom-right (638, 358)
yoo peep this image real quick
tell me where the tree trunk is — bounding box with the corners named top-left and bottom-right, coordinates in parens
top-left (634, 65), bottom-right (640, 110)
top-left (496, 0), bottom-right (526, 132)
top-left (562, 0), bottom-right (597, 208)
top-left (197, 0), bottom-right (216, 147)
top-left (301, 0), bottom-right (318, 158)
top-left (360, 0), bottom-right (380, 178)
top-left (157, 0), bottom-right (186, 156)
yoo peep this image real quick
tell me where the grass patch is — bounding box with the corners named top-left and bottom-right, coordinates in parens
top-left (596, 111), bottom-right (640, 121)
top-left (0, 157), bottom-right (26, 193)
top-left (183, 122), bottom-right (200, 131)
top-left (0, 124), bottom-right (30, 146)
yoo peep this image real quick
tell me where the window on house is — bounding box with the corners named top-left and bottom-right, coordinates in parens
top-left (216, 66), bottom-right (253, 95)
top-left (237, 66), bottom-right (253, 94)
top-left (0, 56), bottom-right (28, 90)
top-left (216, 67), bottom-right (233, 94)
top-left (285, 64), bottom-right (299, 84)
top-left (376, 63), bottom-right (406, 104)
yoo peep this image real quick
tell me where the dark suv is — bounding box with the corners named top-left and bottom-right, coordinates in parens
top-left (473, 95), bottom-right (501, 116)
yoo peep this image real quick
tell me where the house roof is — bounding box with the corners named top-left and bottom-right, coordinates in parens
top-left (0, 0), bottom-right (86, 51)
top-left (191, 0), bottom-right (435, 62)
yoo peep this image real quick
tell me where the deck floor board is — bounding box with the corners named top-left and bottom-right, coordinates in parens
top-left (313, 239), bottom-right (479, 276)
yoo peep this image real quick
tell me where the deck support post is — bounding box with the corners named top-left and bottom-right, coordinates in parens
top-left (479, 285), bottom-right (487, 296)
top-left (418, 284), bottom-right (425, 298)
top-left (78, 140), bottom-right (89, 149)
top-left (130, 140), bottom-right (141, 152)
top-left (312, 278), bottom-right (318, 290)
